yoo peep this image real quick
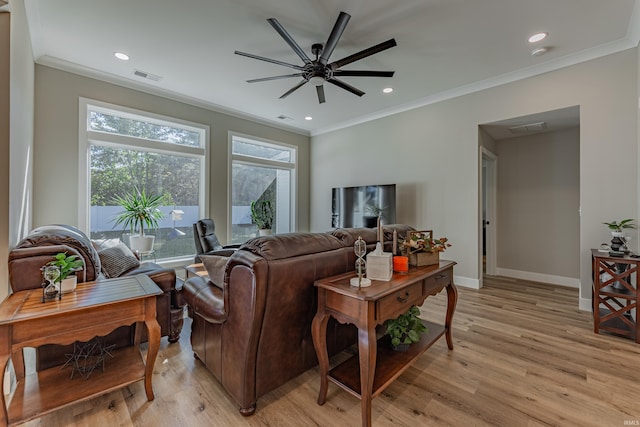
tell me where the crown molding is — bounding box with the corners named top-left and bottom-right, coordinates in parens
top-left (35, 55), bottom-right (311, 137)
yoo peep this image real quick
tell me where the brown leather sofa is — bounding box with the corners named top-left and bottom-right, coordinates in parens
top-left (7, 224), bottom-right (185, 369)
top-left (182, 224), bottom-right (414, 415)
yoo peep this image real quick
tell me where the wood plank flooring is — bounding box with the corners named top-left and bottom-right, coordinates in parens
top-left (17, 275), bottom-right (640, 426)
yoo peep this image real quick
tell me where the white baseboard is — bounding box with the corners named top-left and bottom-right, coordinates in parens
top-left (454, 275), bottom-right (480, 289)
top-left (579, 296), bottom-right (592, 312)
top-left (495, 268), bottom-right (580, 288)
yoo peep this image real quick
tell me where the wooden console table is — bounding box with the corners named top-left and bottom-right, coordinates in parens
top-left (592, 249), bottom-right (639, 343)
top-left (312, 261), bottom-right (457, 427)
top-left (0, 275), bottom-right (162, 426)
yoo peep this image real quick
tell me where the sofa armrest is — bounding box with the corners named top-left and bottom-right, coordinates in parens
top-left (8, 245), bottom-right (84, 292)
top-left (183, 275), bottom-right (227, 323)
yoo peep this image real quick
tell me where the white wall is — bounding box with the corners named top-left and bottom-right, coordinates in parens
top-left (1, 11), bottom-right (9, 301)
top-left (2, 1), bottom-right (34, 299)
top-left (311, 48), bottom-right (638, 308)
top-left (33, 66), bottom-right (311, 243)
top-left (495, 128), bottom-right (580, 285)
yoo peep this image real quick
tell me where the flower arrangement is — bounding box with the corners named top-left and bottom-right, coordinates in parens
top-left (400, 230), bottom-right (451, 255)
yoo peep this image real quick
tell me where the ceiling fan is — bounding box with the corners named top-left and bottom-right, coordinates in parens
top-left (234, 11), bottom-right (397, 104)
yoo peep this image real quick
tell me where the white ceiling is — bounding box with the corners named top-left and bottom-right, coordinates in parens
top-left (22, 0), bottom-right (640, 136)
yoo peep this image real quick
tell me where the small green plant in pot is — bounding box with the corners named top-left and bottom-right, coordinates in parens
top-left (250, 200), bottom-right (275, 236)
top-left (112, 188), bottom-right (165, 253)
top-left (47, 252), bottom-right (84, 293)
top-left (384, 305), bottom-right (427, 351)
top-left (603, 219), bottom-right (635, 253)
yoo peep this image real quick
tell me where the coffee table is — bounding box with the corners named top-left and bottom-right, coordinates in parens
top-left (0, 274), bottom-right (162, 426)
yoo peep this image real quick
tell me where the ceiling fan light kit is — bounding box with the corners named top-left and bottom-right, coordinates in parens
top-left (235, 11), bottom-right (396, 104)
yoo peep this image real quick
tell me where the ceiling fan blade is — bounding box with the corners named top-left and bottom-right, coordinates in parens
top-left (279, 80), bottom-right (308, 99)
top-left (327, 78), bottom-right (365, 97)
top-left (267, 18), bottom-right (313, 65)
top-left (330, 38), bottom-right (397, 69)
top-left (235, 51), bottom-right (304, 70)
top-left (247, 73), bottom-right (304, 83)
top-left (316, 85), bottom-right (326, 104)
top-left (319, 11), bottom-right (351, 65)
top-left (333, 70), bottom-right (395, 78)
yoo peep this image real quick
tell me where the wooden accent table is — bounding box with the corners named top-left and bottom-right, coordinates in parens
top-left (312, 261), bottom-right (457, 427)
top-left (0, 275), bottom-right (162, 426)
top-left (592, 249), bottom-right (640, 343)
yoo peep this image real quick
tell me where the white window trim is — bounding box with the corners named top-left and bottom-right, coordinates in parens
top-left (78, 97), bottom-right (210, 236)
top-left (228, 131), bottom-right (297, 242)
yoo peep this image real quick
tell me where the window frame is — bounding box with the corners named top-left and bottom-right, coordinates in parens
top-left (228, 132), bottom-right (297, 242)
top-left (78, 97), bottom-right (210, 262)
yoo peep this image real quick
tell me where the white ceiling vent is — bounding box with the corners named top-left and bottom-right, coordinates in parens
top-left (134, 70), bottom-right (163, 82)
top-left (508, 121), bottom-right (547, 134)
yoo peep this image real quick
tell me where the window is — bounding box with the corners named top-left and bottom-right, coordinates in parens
top-left (79, 98), bottom-right (208, 262)
top-left (230, 134), bottom-right (296, 243)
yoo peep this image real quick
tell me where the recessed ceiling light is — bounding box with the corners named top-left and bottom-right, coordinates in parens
top-left (528, 32), bottom-right (547, 43)
top-left (383, 87), bottom-right (393, 94)
top-left (114, 52), bottom-right (130, 61)
top-left (305, 116), bottom-right (313, 121)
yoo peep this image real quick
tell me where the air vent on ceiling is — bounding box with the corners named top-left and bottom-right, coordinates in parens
top-left (134, 69), bottom-right (163, 82)
top-left (277, 115), bottom-right (294, 121)
top-left (508, 121), bottom-right (547, 134)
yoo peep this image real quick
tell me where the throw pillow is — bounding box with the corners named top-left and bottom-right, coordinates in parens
top-left (98, 242), bottom-right (140, 278)
top-left (200, 254), bottom-right (229, 289)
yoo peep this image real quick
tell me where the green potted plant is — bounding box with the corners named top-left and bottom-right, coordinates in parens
top-left (603, 219), bottom-right (636, 253)
top-left (112, 188), bottom-right (165, 253)
top-left (46, 252), bottom-right (84, 293)
top-left (384, 305), bottom-right (427, 351)
top-left (250, 200), bottom-right (275, 236)
top-left (603, 219), bottom-right (635, 234)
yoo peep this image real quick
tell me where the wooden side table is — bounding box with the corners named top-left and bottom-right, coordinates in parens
top-left (0, 275), bottom-right (162, 426)
top-left (592, 249), bottom-right (640, 343)
top-left (312, 261), bottom-right (457, 427)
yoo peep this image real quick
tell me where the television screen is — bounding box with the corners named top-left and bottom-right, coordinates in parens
top-left (331, 184), bottom-right (396, 228)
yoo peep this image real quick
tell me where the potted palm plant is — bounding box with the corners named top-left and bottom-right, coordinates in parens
top-left (112, 188), bottom-right (165, 253)
top-left (250, 200), bottom-right (275, 236)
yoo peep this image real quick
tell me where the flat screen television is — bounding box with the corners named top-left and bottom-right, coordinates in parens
top-left (331, 184), bottom-right (396, 228)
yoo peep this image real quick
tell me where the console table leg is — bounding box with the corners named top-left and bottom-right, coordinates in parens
top-left (358, 325), bottom-right (376, 427)
top-left (445, 283), bottom-right (458, 350)
top-left (312, 306), bottom-right (330, 405)
top-left (144, 299), bottom-right (161, 401)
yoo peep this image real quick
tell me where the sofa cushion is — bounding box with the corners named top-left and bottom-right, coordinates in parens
top-left (98, 242), bottom-right (140, 278)
top-left (200, 254), bottom-right (229, 289)
top-left (240, 232), bottom-right (343, 261)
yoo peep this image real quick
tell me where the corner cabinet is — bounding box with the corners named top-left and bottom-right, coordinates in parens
top-left (591, 249), bottom-right (639, 343)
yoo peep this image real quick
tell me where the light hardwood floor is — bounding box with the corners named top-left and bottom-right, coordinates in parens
top-left (18, 275), bottom-right (640, 426)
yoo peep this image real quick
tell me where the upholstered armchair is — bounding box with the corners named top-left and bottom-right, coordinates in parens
top-left (192, 218), bottom-right (240, 263)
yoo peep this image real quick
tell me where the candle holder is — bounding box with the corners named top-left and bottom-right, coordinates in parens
top-left (350, 236), bottom-right (371, 287)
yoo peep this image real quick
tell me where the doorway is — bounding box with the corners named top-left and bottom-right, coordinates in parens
top-left (482, 148), bottom-right (497, 279)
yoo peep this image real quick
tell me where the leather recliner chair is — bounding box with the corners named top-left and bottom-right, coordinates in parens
top-left (192, 218), bottom-right (240, 263)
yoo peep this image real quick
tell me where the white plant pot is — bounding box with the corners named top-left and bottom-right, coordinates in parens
top-left (129, 235), bottom-right (155, 253)
top-left (60, 275), bottom-right (77, 294)
top-left (258, 229), bottom-right (272, 236)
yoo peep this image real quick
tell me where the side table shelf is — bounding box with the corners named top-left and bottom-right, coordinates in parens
top-left (7, 347), bottom-right (145, 424)
top-left (328, 319), bottom-right (444, 397)
top-left (591, 249), bottom-right (639, 343)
